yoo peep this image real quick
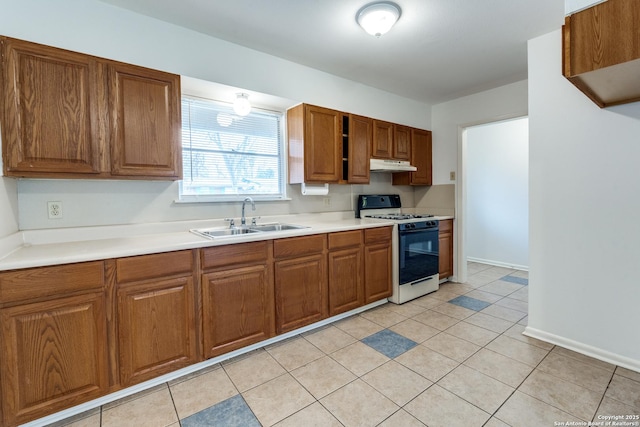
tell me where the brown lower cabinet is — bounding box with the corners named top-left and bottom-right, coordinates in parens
top-left (201, 241), bottom-right (275, 358)
top-left (439, 219), bottom-right (454, 279)
top-left (328, 230), bottom-right (364, 316)
top-left (114, 250), bottom-right (198, 387)
top-left (364, 227), bottom-right (393, 303)
top-left (0, 262), bottom-right (108, 427)
top-left (0, 227), bottom-right (392, 426)
top-left (274, 234), bottom-right (328, 334)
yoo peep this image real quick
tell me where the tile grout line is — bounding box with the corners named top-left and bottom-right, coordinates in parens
top-left (589, 368), bottom-right (616, 424)
top-left (483, 345), bottom-right (556, 426)
top-left (165, 379), bottom-right (181, 426)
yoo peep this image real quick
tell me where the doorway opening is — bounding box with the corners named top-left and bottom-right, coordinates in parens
top-left (457, 116), bottom-right (529, 282)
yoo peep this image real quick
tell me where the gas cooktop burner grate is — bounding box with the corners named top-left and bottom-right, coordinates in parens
top-left (365, 214), bottom-right (434, 220)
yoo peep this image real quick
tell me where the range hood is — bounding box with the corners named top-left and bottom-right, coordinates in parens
top-left (370, 158), bottom-right (417, 172)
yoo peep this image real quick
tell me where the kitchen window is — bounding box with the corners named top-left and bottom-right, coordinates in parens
top-left (179, 96), bottom-right (287, 202)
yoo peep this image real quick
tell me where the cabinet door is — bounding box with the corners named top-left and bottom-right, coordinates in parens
top-left (109, 62), bottom-right (181, 179)
top-left (410, 129), bottom-right (432, 185)
top-left (392, 128), bottom-right (432, 186)
top-left (275, 254), bottom-right (327, 334)
top-left (364, 227), bottom-right (392, 304)
top-left (303, 104), bottom-right (342, 183)
top-left (372, 120), bottom-right (393, 159)
top-left (348, 114), bottom-right (371, 184)
top-left (438, 220), bottom-right (454, 279)
top-left (0, 293), bottom-right (108, 426)
top-left (364, 243), bottom-right (392, 303)
top-left (1, 37), bottom-right (102, 176)
top-left (393, 125), bottom-right (411, 160)
top-left (117, 277), bottom-right (196, 386)
top-left (202, 265), bottom-right (274, 358)
top-left (328, 247), bottom-right (363, 316)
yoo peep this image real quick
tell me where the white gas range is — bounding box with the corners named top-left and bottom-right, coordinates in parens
top-left (357, 195), bottom-right (440, 304)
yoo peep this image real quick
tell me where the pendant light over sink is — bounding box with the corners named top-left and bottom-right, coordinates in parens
top-left (356, 1), bottom-right (402, 37)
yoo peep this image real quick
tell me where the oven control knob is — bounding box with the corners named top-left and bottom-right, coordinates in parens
top-left (410, 223), bottom-right (416, 229)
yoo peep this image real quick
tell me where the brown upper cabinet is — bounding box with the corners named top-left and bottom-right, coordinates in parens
top-left (393, 128), bottom-right (432, 186)
top-left (109, 62), bottom-right (181, 178)
top-left (346, 114), bottom-right (371, 184)
top-left (563, 0), bottom-right (640, 107)
top-left (288, 104), bottom-right (342, 184)
top-left (372, 120), bottom-right (394, 159)
top-left (0, 37), bottom-right (181, 179)
top-left (288, 104), bottom-right (371, 184)
top-left (287, 102), bottom-right (432, 185)
top-left (393, 124), bottom-right (411, 160)
top-left (372, 120), bottom-right (411, 161)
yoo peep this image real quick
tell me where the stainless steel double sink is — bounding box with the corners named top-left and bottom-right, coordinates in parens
top-left (191, 223), bottom-right (308, 239)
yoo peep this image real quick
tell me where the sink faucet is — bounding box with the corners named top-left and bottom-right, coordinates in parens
top-left (241, 197), bottom-right (255, 225)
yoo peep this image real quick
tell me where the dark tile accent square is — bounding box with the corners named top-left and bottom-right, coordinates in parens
top-left (500, 275), bottom-right (528, 286)
top-left (448, 295), bottom-right (492, 311)
top-left (362, 329), bottom-right (418, 358)
top-left (181, 394), bottom-right (260, 427)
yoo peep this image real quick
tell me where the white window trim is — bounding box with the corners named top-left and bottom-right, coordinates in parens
top-left (177, 95), bottom-right (289, 203)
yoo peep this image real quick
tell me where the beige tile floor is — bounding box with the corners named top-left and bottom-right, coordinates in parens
top-left (48, 262), bottom-right (640, 427)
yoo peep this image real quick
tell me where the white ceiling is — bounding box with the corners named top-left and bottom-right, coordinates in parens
top-left (100, 0), bottom-right (564, 105)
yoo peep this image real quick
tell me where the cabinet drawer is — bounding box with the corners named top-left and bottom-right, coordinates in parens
top-left (0, 261), bottom-right (105, 305)
top-left (202, 241), bottom-right (269, 270)
top-left (364, 226), bottom-right (392, 244)
top-left (116, 250), bottom-right (193, 283)
top-left (328, 230), bottom-right (362, 250)
top-left (274, 234), bottom-right (326, 259)
top-left (439, 219), bottom-right (453, 233)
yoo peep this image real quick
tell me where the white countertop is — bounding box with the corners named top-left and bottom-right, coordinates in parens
top-left (0, 212), bottom-right (454, 271)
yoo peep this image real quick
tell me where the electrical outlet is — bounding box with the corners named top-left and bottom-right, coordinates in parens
top-left (450, 171), bottom-right (456, 181)
top-left (47, 201), bottom-right (63, 219)
top-left (323, 197), bottom-right (331, 207)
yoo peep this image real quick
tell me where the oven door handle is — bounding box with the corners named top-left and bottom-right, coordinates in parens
top-left (399, 228), bottom-right (438, 235)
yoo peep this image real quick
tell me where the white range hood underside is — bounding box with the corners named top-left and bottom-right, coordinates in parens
top-left (369, 158), bottom-right (417, 172)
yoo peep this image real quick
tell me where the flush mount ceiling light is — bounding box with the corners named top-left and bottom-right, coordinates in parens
top-left (356, 1), bottom-right (401, 37)
top-left (233, 93), bottom-right (251, 116)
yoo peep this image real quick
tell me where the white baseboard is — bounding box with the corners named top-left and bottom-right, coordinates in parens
top-left (467, 256), bottom-right (529, 271)
top-left (524, 326), bottom-right (640, 373)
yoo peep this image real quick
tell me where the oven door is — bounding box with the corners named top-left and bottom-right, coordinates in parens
top-left (398, 227), bottom-right (439, 285)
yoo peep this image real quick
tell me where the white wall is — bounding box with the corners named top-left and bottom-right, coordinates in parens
top-left (429, 80), bottom-right (529, 281)
top-left (527, 30), bottom-right (640, 368)
top-left (466, 118), bottom-right (529, 269)
top-left (430, 80), bottom-right (528, 186)
top-left (0, 0), bottom-right (429, 230)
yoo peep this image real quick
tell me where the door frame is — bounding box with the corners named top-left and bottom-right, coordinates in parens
top-left (455, 113), bottom-right (528, 283)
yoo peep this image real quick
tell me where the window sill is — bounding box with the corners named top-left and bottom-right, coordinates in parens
top-left (175, 195), bottom-right (292, 204)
